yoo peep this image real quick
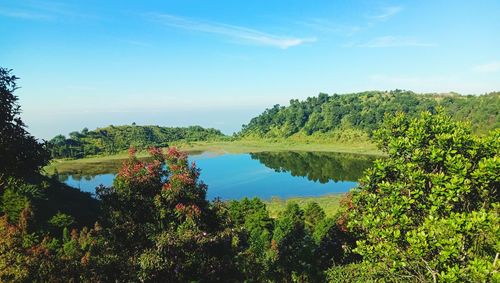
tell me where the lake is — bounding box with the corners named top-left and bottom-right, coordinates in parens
top-left (59, 151), bottom-right (377, 200)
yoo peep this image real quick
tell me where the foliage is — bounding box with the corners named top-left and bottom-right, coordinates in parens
top-left (228, 197), bottom-right (274, 281)
top-left (0, 211), bottom-right (119, 282)
top-left (270, 202), bottom-right (316, 281)
top-left (48, 212), bottom-right (75, 229)
top-left (1, 178), bottom-right (39, 224)
top-left (0, 67), bottom-right (50, 179)
top-left (0, 175), bottom-right (100, 232)
top-left (326, 262), bottom-right (398, 283)
top-left (240, 90), bottom-right (499, 139)
top-left (48, 124), bottom-right (226, 159)
top-left (304, 201), bottom-right (325, 230)
top-left (226, 198), bottom-right (354, 282)
top-left (344, 110), bottom-right (500, 281)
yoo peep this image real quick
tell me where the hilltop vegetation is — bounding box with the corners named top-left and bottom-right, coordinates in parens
top-left (48, 125), bottom-right (225, 159)
top-left (239, 90), bottom-right (499, 138)
top-left (48, 90), bottom-right (499, 161)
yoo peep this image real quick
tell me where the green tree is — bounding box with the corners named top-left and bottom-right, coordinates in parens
top-left (48, 124), bottom-right (226, 159)
top-left (239, 90), bottom-right (499, 139)
top-left (304, 201), bottom-right (326, 231)
top-left (271, 202), bottom-right (316, 282)
top-left (228, 197), bottom-right (274, 281)
top-left (0, 68), bottom-right (49, 179)
top-left (344, 110), bottom-right (499, 281)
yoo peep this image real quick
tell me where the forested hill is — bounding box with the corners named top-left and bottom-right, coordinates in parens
top-left (239, 90), bottom-right (500, 138)
top-left (49, 125), bottom-right (225, 158)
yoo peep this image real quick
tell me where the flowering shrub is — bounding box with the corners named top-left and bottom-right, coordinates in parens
top-left (99, 146), bottom-right (237, 281)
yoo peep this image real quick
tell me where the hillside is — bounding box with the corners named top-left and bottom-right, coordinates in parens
top-left (48, 125), bottom-right (225, 158)
top-left (239, 90), bottom-right (500, 138)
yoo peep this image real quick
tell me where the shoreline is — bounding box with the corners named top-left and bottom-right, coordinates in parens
top-left (43, 140), bottom-right (381, 175)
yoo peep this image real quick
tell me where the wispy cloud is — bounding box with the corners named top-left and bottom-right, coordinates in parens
top-left (149, 13), bottom-right (316, 49)
top-left (0, 8), bottom-right (52, 20)
top-left (356, 36), bottom-right (436, 48)
top-left (368, 6), bottom-right (403, 21)
top-left (0, 2), bottom-right (97, 21)
top-left (299, 18), bottom-right (362, 36)
top-left (473, 61), bottom-right (500, 73)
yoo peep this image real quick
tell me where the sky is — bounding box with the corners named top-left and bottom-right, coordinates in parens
top-left (1, 0), bottom-right (499, 139)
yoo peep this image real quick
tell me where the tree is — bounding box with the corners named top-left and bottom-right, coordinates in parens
top-left (344, 110), bottom-right (499, 281)
top-left (0, 68), bottom-right (49, 179)
top-left (271, 203), bottom-right (316, 282)
top-left (48, 124), bottom-right (225, 159)
top-left (304, 201), bottom-right (325, 230)
top-left (228, 197), bottom-right (274, 281)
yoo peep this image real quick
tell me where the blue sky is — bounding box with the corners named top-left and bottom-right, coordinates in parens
top-left (1, 0), bottom-right (499, 139)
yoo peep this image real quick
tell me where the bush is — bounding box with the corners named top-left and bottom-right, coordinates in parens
top-left (344, 110), bottom-right (499, 281)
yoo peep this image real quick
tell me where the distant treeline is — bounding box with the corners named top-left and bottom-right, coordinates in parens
top-left (239, 90), bottom-right (500, 138)
top-left (48, 125), bottom-right (225, 158)
top-left (49, 90), bottom-right (500, 159)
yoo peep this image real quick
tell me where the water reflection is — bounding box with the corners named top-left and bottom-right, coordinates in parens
top-left (250, 151), bottom-right (376, 183)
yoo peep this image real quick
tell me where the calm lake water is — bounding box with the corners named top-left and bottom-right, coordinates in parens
top-left (59, 151), bottom-right (376, 200)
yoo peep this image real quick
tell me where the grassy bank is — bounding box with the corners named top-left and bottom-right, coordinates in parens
top-left (264, 194), bottom-right (344, 218)
top-left (43, 151), bottom-right (149, 176)
top-left (44, 139), bottom-right (380, 175)
top-left (175, 139), bottom-right (379, 155)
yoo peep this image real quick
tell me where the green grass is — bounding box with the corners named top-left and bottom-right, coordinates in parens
top-left (263, 194), bottom-right (344, 218)
top-left (43, 139), bottom-right (381, 175)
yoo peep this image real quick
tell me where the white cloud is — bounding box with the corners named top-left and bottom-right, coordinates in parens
top-left (368, 6), bottom-right (403, 21)
top-left (149, 13), bottom-right (316, 49)
top-left (473, 61), bottom-right (500, 73)
top-left (357, 36), bottom-right (436, 48)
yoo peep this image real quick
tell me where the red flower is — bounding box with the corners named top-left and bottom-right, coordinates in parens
top-left (175, 203), bottom-right (186, 211)
top-left (148, 147), bottom-right (164, 161)
top-left (128, 147), bottom-right (137, 157)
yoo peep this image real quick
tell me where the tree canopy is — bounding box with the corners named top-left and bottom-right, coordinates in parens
top-left (240, 90), bottom-right (499, 139)
top-left (48, 124), bottom-right (226, 159)
top-left (336, 110), bottom-right (499, 282)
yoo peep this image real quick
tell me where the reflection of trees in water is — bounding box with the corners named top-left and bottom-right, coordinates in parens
top-left (58, 173), bottom-right (102, 182)
top-left (250, 151), bottom-right (377, 183)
